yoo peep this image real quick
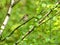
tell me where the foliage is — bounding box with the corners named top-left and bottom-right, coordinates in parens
top-left (0, 0), bottom-right (60, 45)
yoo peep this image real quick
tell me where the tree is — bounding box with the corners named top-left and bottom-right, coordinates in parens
top-left (0, 0), bottom-right (60, 45)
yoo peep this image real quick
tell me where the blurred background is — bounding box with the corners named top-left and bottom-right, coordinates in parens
top-left (0, 0), bottom-right (60, 45)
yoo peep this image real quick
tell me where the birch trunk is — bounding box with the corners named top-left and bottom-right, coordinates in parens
top-left (0, 0), bottom-right (15, 36)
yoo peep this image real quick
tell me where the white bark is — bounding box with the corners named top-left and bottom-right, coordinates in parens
top-left (0, 0), bottom-right (15, 36)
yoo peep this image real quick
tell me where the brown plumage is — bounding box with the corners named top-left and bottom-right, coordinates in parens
top-left (20, 14), bottom-right (28, 22)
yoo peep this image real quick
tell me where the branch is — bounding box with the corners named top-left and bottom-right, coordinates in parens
top-left (38, 11), bottom-right (60, 26)
top-left (14, 11), bottom-right (59, 45)
top-left (0, 17), bottom-right (35, 41)
top-left (15, 26), bottom-right (35, 45)
top-left (14, 11), bottom-right (60, 45)
top-left (12, 0), bottom-right (21, 7)
top-left (38, 1), bottom-right (60, 24)
top-left (21, 11), bottom-right (60, 41)
top-left (7, 17), bottom-right (34, 37)
top-left (14, 2), bottom-right (60, 45)
top-left (0, 0), bottom-right (21, 37)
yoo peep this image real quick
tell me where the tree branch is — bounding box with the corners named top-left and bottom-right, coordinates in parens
top-left (7, 17), bottom-right (34, 37)
top-left (38, 11), bottom-right (60, 26)
top-left (38, 1), bottom-right (60, 24)
top-left (14, 11), bottom-right (59, 45)
top-left (14, 1), bottom-right (60, 45)
top-left (0, 17), bottom-right (35, 41)
top-left (14, 11), bottom-right (60, 45)
top-left (15, 26), bottom-right (35, 45)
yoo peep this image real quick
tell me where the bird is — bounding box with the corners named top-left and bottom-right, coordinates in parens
top-left (20, 14), bottom-right (28, 22)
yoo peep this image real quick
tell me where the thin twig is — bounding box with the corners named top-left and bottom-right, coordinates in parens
top-left (39, 11), bottom-right (60, 26)
top-left (0, 17), bottom-right (34, 41)
top-left (38, 1), bottom-right (60, 24)
top-left (14, 2), bottom-right (60, 45)
top-left (14, 26), bottom-right (35, 45)
top-left (12, 0), bottom-right (21, 7)
top-left (14, 11), bottom-right (60, 45)
top-left (7, 17), bottom-right (34, 37)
